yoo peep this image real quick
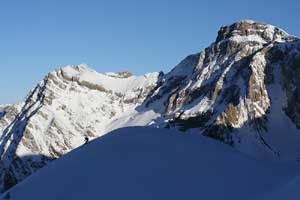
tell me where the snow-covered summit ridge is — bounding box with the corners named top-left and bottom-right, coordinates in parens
top-left (216, 20), bottom-right (294, 44)
top-left (56, 64), bottom-right (160, 94)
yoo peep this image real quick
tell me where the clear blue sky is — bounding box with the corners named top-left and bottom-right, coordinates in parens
top-left (0, 0), bottom-right (299, 104)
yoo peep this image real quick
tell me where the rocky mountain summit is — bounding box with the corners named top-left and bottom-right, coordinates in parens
top-left (1, 20), bottom-right (300, 193)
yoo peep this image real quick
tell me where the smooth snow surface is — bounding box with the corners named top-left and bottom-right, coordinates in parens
top-left (259, 173), bottom-right (300, 200)
top-left (3, 127), bottom-right (299, 200)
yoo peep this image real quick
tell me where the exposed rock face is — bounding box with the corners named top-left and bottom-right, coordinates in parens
top-left (1, 20), bottom-right (300, 193)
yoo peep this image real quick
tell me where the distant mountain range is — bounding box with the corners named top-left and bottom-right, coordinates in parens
top-left (1, 20), bottom-right (300, 193)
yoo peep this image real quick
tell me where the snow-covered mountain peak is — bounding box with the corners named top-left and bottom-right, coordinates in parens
top-left (49, 65), bottom-right (160, 94)
top-left (61, 64), bottom-right (132, 79)
top-left (143, 21), bottom-right (300, 160)
top-left (61, 64), bottom-right (94, 74)
top-left (59, 64), bottom-right (95, 79)
top-left (216, 20), bottom-right (292, 44)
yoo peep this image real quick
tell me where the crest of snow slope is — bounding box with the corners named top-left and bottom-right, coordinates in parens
top-left (2, 127), bottom-right (299, 200)
top-left (0, 64), bottom-right (160, 192)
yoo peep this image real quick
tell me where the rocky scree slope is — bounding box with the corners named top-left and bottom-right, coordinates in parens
top-left (1, 20), bottom-right (300, 193)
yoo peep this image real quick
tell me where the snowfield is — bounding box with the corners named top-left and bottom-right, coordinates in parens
top-left (2, 127), bottom-right (299, 200)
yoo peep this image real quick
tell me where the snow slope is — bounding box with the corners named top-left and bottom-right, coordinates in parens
top-left (259, 173), bottom-right (300, 200)
top-left (2, 127), bottom-right (299, 200)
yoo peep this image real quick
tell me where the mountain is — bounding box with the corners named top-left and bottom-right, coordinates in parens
top-left (0, 65), bottom-right (160, 192)
top-left (1, 20), bottom-right (300, 193)
top-left (2, 127), bottom-right (299, 200)
top-left (144, 20), bottom-right (300, 159)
